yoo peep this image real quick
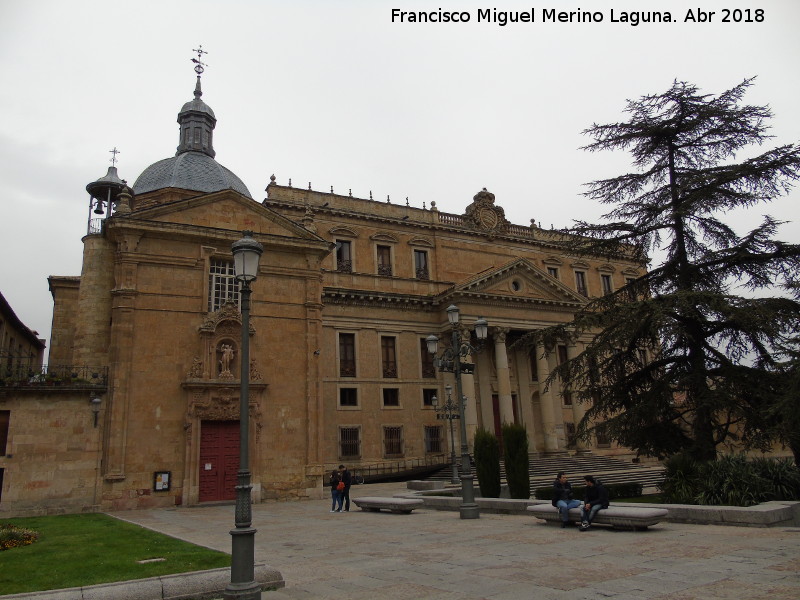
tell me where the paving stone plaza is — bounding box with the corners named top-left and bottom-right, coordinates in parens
top-left (111, 481), bottom-right (800, 600)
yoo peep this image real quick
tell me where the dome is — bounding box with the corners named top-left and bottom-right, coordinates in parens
top-left (180, 96), bottom-right (216, 119)
top-left (133, 151), bottom-right (252, 198)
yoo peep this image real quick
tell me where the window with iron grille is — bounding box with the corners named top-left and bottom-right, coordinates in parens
top-left (601, 274), bottom-right (613, 295)
top-left (383, 426), bottom-right (404, 457)
top-left (339, 426), bottom-right (361, 458)
top-left (208, 259), bottom-right (240, 312)
top-left (336, 240), bottom-right (352, 273)
top-left (381, 336), bottom-right (397, 378)
top-left (424, 425), bottom-right (442, 453)
top-left (420, 338), bottom-right (436, 378)
top-left (339, 387), bottom-right (358, 407)
top-left (414, 250), bottom-right (429, 280)
top-left (422, 388), bottom-right (437, 407)
top-left (377, 245), bottom-right (392, 276)
top-left (339, 333), bottom-right (356, 377)
top-left (575, 271), bottom-right (588, 296)
top-left (382, 388), bottom-right (399, 407)
top-left (565, 422), bottom-right (576, 447)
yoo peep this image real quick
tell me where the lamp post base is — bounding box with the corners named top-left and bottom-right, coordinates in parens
top-left (459, 473), bottom-right (480, 520)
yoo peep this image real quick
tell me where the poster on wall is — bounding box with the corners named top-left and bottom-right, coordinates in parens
top-left (154, 471), bottom-right (171, 492)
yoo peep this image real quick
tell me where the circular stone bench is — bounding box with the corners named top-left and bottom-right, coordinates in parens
top-left (527, 504), bottom-right (669, 530)
top-left (353, 497), bottom-right (425, 514)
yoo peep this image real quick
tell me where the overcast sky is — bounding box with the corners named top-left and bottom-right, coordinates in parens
top-left (1, 0), bottom-right (798, 356)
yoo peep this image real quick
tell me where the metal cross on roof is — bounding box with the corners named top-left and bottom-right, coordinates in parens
top-left (109, 147), bottom-right (120, 166)
top-left (191, 45), bottom-right (208, 76)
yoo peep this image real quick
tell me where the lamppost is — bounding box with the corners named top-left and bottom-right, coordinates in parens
top-left (426, 304), bottom-right (488, 519)
top-left (225, 231), bottom-right (263, 600)
top-left (432, 384), bottom-right (460, 484)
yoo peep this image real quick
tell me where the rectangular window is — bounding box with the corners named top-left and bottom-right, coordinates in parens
top-left (565, 422), bottom-right (576, 447)
top-left (340, 427), bottom-right (361, 458)
top-left (339, 333), bottom-right (356, 377)
top-left (420, 338), bottom-right (436, 378)
top-left (208, 259), bottom-right (240, 312)
top-left (575, 271), bottom-right (588, 297)
top-left (0, 410), bottom-right (9, 456)
top-left (381, 336), bottom-right (397, 378)
top-left (383, 426), bottom-right (404, 457)
top-left (529, 350), bottom-right (539, 381)
top-left (377, 245), bottom-right (392, 276)
top-left (601, 274), bottom-right (613, 295)
top-left (339, 388), bottom-right (358, 407)
top-left (595, 424), bottom-right (610, 448)
top-left (557, 344), bottom-right (568, 365)
top-left (336, 240), bottom-right (352, 273)
top-left (562, 390), bottom-right (573, 406)
top-left (424, 425), bottom-right (443, 453)
top-left (382, 388), bottom-right (399, 407)
top-left (414, 250), bottom-right (430, 280)
top-left (547, 267), bottom-right (559, 279)
top-left (422, 388), bottom-right (437, 407)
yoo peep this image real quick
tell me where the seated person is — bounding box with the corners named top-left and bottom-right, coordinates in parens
top-left (552, 472), bottom-right (581, 528)
top-left (580, 475), bottom-right (609, 531)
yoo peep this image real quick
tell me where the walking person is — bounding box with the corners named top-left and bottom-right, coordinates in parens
top-left (579, 475), bottom-right (609, 531)
top-left (329, 469), bottom-right (343, 512)
top-left (552, 471), bottom-right (581, 528)
top-left (339, 464), bottom-right (352, 512)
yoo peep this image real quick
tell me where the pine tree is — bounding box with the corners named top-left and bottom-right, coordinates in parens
top-left (529, 79), bottom-right (800, 462)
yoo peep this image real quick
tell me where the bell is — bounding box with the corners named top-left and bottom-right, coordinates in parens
top-left (93, 200), bottom-right (105, 215)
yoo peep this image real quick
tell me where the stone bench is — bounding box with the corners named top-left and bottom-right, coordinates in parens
top-left (353, 497), bottom-right (424, 514)
top-left (527, 504), bottom-right (669, 530)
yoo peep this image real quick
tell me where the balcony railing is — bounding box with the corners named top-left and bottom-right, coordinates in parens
top-left (0, 364), bottom-right (109, 390)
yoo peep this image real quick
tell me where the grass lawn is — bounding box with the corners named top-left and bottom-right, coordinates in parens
top-left (0, 513), bottom-right (230, 595)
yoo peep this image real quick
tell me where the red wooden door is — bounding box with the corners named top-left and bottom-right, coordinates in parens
top-left (199, 420), bottom-right (240, 502)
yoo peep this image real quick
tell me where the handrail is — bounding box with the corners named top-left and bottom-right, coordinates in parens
top-left (0, 364), bottom-right (109, 388)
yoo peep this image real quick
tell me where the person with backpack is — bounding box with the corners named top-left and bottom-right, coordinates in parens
top-left (338, 464), bottom-right (352, 511)
top-left (329, 469), bottom-right (344, 512)
top-left (579, 475), bottom-right (609, 531)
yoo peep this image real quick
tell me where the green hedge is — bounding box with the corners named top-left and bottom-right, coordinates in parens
top-left (474, 428), bottom-right (501, 498)
top-left (502, 423), bottom-right (530, 499)
top-left (533, 481), bottom-right (643, 501)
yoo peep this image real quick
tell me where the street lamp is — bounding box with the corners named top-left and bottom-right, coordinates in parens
top-left (432, 384), bottom-right (460, 484)
top-left (427, 305), bottom-right (488, 519)
top-left (225, 231), bottom-right (263, 600)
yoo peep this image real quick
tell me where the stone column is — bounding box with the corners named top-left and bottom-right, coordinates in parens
top-left (567, 340), bottom-right (588, 452)
top-left (493, 327), bottom-right (515, 425)
top-left (535, 341), bottom-right (559, 453)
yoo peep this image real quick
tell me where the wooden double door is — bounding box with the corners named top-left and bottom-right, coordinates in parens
top-left (199, 420), bottom-right (240, 502)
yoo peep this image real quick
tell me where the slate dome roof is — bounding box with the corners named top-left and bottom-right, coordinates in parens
top-left (133, 151), bottom-right (252, 198)
top-left (131, 74), bottom-right (252, 199)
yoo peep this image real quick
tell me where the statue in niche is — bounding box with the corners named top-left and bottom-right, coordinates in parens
top-left (219, 344), bottom-right (235, 378)
top-left (187, 356), bottom-right (203, 379)
top-left (250, 358), bottom-right (263, 381)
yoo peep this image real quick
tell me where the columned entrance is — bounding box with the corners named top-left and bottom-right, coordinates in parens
top-left (199, 420), bottom-right (239, 502)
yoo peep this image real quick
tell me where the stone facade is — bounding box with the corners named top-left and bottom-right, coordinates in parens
top-left (0, 76), bottom-right (651, 517)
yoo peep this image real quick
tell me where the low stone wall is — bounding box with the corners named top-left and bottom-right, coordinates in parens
top-left (400, 485), bottom-right (800, 527)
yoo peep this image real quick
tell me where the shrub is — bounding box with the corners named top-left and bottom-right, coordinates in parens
top-left (751, 457), bottom-right (800, 501)
top-left (473, 428), bottom-right (501, 498)
top-left (695, 454), bottom-right (767, 507)
top-left (0, 524), bottom-right (39, 550)
top-left (659, 453), bottom-right (700, 504)
top-left (502, 423), bottom-right (530, 499)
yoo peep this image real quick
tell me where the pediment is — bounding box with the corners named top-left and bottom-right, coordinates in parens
top-left (128, 190), bottom-right (326, 244)
top-left (449, 258), bottom-right (587, 305)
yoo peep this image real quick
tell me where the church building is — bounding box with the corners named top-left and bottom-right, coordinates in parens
top-left (0, 66), bottom-right (644, 516)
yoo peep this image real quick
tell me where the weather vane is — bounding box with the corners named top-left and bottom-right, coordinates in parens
top-left (109, 147), bottom-right (120, 167)
top-left (191, 45), bottom-right (208, 76)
